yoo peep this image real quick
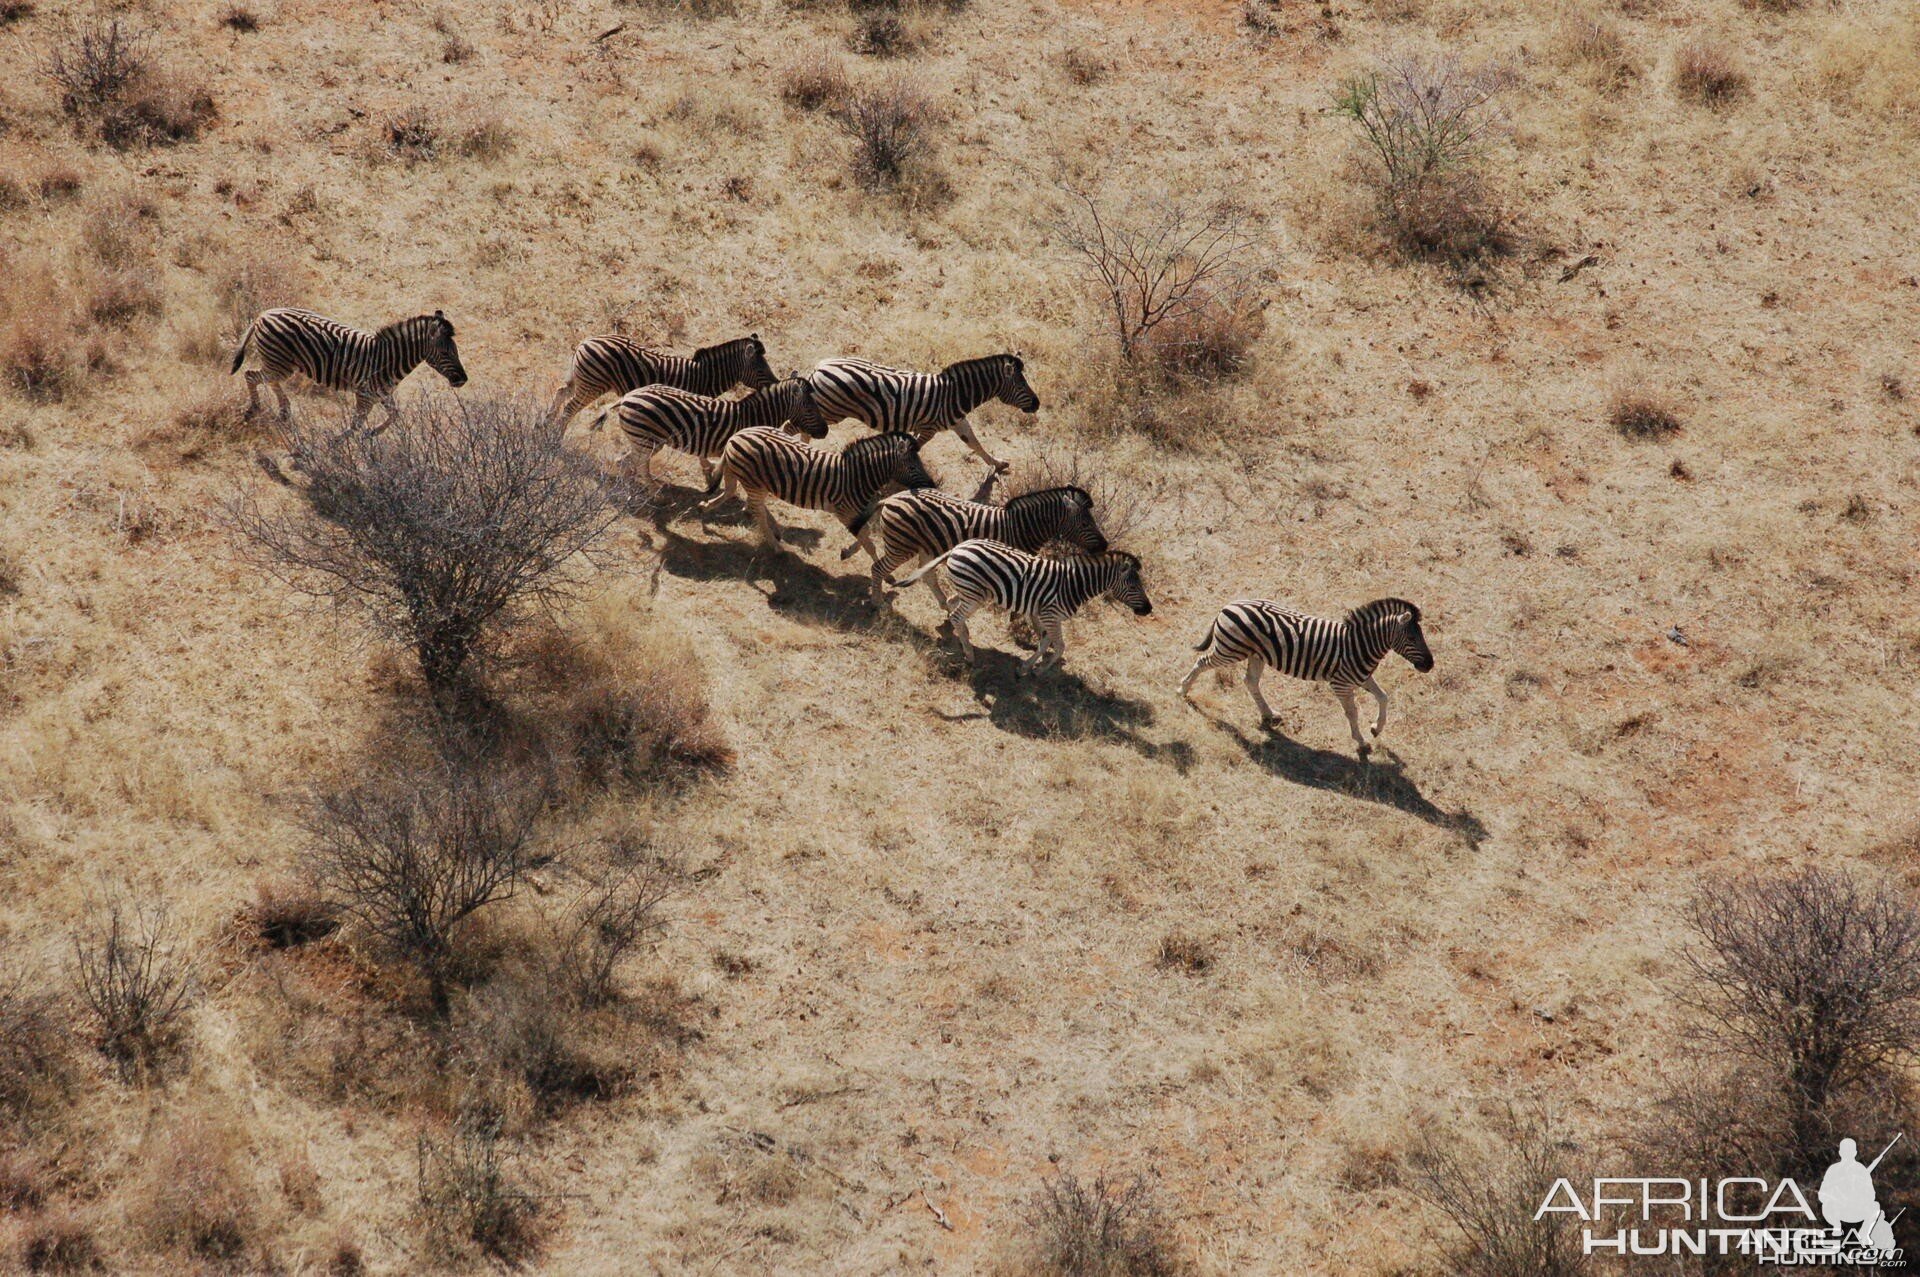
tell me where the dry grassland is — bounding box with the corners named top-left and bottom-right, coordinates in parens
top-left (1, 0), bottom-right (1918, 1271)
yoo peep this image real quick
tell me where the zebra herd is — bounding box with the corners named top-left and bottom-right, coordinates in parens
top-left (230, 305), bottom-right (1436, 758)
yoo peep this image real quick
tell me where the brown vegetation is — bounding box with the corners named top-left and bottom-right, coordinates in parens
top-left (1674, 41), bottom-right (1749, 107)
top-left (1014, 1171), bottom-right (1187, 1276)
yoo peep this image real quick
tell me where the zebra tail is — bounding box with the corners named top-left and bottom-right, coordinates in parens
top-left (228, 322), bottom-right (254, 375)
top-left (1192, 619), bottom-right (1218, 652)
top-left (844, 501), bottom-right (879, 540)
top-left (893, 548), bottom-right (954, 589)
top-left (586, 406), bottom-right (611, 433)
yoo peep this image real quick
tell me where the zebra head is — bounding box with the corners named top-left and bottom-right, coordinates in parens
top-left (1101, 551), bottom-right (1152, 616)
top-left (1010, 486), bottom-right (1107, 555)
top-left (694, 335), bottom-right (778, 391)
top-left (999, 352), bottom-right (1041, 413)
top-left (847, 432), bottom-right (939, 492)
top-left (423, 310), bottom-right (468, 387)
top-left (780, 374), bottom-right (828, 439)
top-left (1373, 599), bottom-right (1434, 672)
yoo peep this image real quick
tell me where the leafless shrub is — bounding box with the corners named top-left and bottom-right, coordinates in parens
top-left (106, 75), bottom-right (217, 147)
top-left (42, 17), bottom-right (147, 121)
top-left (850, 10), bottom-right (919, 57)
top-left (1407, 1105), bottom-right (1590, 1277)
top-left (1004, 446), bottom-right (1159, 546)
top-left (1050, 187), bottom-right (1265, 379)
top-left (1019, 1170), bottom-right (1187, 1277)
top-left (302, 754), bottom-right (549, 1015)
top-left (227, 394), bottom-right (624, 701)
top-left (1154, 931), bottom-right (1213, 974)
top-left (417, 1118), bottom-right (543, 1264)
top-left (1679, 869), bottom-right (1920, 1160)
top-left (1332, 56), bottom-right (1515, 268)
top-left (843, 77), bottom-right (938, 192)
top-left (1608, 386), bottom-right (1682, 439)
top-left (458, 963), bottom-right (634, 1118)
top-left (1675, 42), bottom-right (1748, 107)
top-left (73, 896), bottom-right (194, 1074)
top-left (555, 854), bottom-right (677, 1008)
top-left (781, 51), bottom-right (851, 112)
top-left (0, 972), bottom-right (72, 1129)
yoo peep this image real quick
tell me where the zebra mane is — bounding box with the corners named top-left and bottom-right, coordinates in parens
top-left (694, 335), bottom-right (759, 362)
top-left (1005, 485), bottom-right (1090, 513)
top-left (842, 431), bottom-right (918, 461)
top-left (1101, 550), bottom-right (1141, 571)
top-left (378, 313), bottom-right (451, 339)
top-left (1354, 597), bottom-right (1421, 623)
top-left (939, 352), bottom-right (1013, 380)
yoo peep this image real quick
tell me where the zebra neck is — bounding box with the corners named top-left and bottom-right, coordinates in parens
top-left (1001, 504), bottom-right (1052, 550)
top-left (374, 323), bottom-right (424, 371)
top-left (738, 386), bottom-right (790, 428)
top-left (688, 348), bottom-right (740, 396)
top-left (1055, 560), bottom-right (1112, 610)
top-left (1349, 623), bottom-right (1394, 674)
top-left (940, 362), bottom-right (999, 415)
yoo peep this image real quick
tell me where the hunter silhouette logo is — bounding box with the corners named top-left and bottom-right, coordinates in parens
top-left (1822, 1136), bottom-right (1904, 1254)
top-left (1537, 1131), bottom-right (1908, 1264)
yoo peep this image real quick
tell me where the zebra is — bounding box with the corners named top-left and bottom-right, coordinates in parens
top-left (547, 333), bottom-right (777, 429)
top-left (588, 376), bottom-right (827, 490)
top-left (1178, 598), bottom-right (1434, 758)
top-left (805, 352), bottom-right (1040, 473)
top-left (700, 426), bottom-right (938, 549)
top-left (229, 306), bottom-right (467, 431)
top-left (841, 486), bottom-right (1108, 605)
top-left (895, 539), bottom-right (1152, 671)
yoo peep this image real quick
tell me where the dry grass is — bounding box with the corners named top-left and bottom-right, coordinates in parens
top-left (780, 51), bottom-right (851, 113)
top-left (135, 1112), bottom-right (259, 1265)
top-left (1, 0), bottom-right (1916, 1269)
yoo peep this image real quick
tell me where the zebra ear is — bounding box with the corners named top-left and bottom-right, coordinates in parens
top-left (434, 309), bottom-right (444, 318)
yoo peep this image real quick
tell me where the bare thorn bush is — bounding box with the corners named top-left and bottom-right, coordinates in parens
top-left (555, 854), bottom-right (677, 1008)
top-left (1407, 1105), bottom-right (1590, 1277)
top-left (41, 17), bottom-right (215, 149)
top-left (1050, 187), bottom-right (1265, 382)
top-left (417, 1118), bottom-right (543, 1264)
top-left (1017, 1170), bottom-right (1188, 1277)
top-left (228, 394), bottom-right (624, 703)
top-left (1332, 56), bottom-right (1516, 268)
top-left (72, 895), bottom-right (194, 1074)
top-left (303, 754), bottom-right (549, 1016)
top-left (1679, 869), bottom-right (1920, 1161)
top-left (843, 77), bottom-right (942, 198)
top-left (1674, 41), bottom-right (1749, 107)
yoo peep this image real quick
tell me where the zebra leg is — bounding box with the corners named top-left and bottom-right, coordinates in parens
top-left (364, 394), bottom-right (400, 437)
top-left (1033, 620), bottom-right (1067, 672)
top-left (950, 414), bottom-right (1009, 473)
top-left (1245, 655), bottom-right (1278, 728)
top-left (946, 599), bottom-right (979, 662)
top-left (271, 378), bottom-right (293, 424)
top-left (1178, 649), bottom-right (1233, 700)
top-left (1335, 686), bottom-right (1371, 759)
top-left (749, 496), bottom-right (781, 548)
top-left (698, 457), bottom-right (718, 490)
top-left (243, 371), bottom-right (264, 418)
top-left (698, 473), bottom-right (739, 515)
top-left (1364, 675), bottom-right (1390, 739)
top-left (547, 379), bottom-right (579, 429)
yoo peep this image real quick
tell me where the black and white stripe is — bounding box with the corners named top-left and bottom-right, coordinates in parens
top-left (806, 353), bottom-right (1040, 473)
top-left (895, 539), bottom-right (1151, 671)
top-left (843, 486), bottom-right (1107, 605)
top-left (548, 333), bottom-right (777, 428)
top-left (700, 426), bottom-right (938, 549)
top-left (592, 377), bottom-right (827, 489)
top-left (1179, 598), bottom-right (1434, 757)
top-left (230, 306), bottom-right (468, 430)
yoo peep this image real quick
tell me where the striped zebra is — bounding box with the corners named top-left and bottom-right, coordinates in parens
top-left (806, 353), bottom-right (1040, 473)
top-left (1179, 598), bottom-right (1434, 758)
top-left (589, 377), bottom-right (827, 490)
top-left (548, 333), bottom-right (777, 429)
top-left (895, 539), bottom-right (1151, 671)
top-left (700, 426), bottom-right (937, 549)
top-left (229, 307), bottom-right (468, 431)
top-left (841, 486), bottom-right (1108, 605)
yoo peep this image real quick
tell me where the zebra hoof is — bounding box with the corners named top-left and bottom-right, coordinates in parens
top-left (1356, 743), bottom-right (1373, 760)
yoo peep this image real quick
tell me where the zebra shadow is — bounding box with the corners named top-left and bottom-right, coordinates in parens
top-left (1208, 718), bottom-right (1487, 846)
top-left (648, 518), bottom-right (904, 636)
top-left (635, 480), bottom-right (828, 552)
top-left (929, 650), bottom-right (1193, 771)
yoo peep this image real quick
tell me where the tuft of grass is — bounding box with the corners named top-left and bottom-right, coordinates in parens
top-left (1674, 41), bottom-right (1748, 107)
top-left (137, 1114), bottom-right (258, 1264)
top-left (220, 6), bottom-right (261, 32)
top-left (0, 973), bottom-right (72, 1132)
top-left (850, 10), bottom-right (920, 58)
top-left (0, 2), bottom-right (36, 26)
top-left (1608, 387), bottom-right (1683, 439)
top-left (1154, 931), bottom-right (1214, 974)
top-left (21, 1215), bottom-right (98, 1273)
top-left (1556, 12), bottom-right (1636, 89)
top-left (0, 262), bottom-right (89, 402)
top-left (843, 77), bottom-right (938, 193)
top-left (781, 51), bottom-right (851, 113)
top-left (246, 883), bottom-right (341, 949)
top-left (382, 106), bottom-right (442, 162)
top-left (1056, 45), bottom-right (1110, 86)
